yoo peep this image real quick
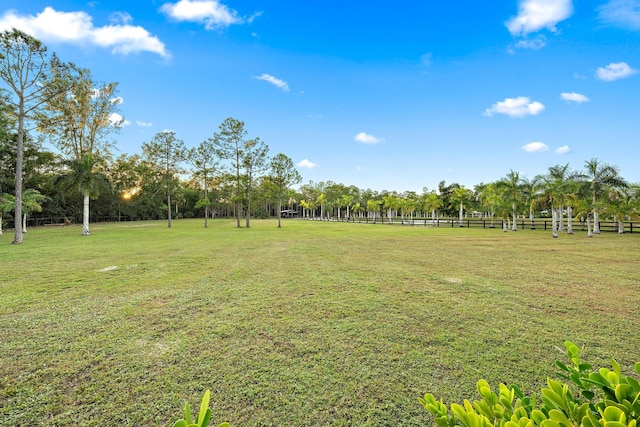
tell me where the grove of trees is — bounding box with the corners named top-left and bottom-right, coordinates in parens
top-left (1, 30), bottom-right (639, 243)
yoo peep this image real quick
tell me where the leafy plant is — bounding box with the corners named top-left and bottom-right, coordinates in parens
top-left (420, 341), bottom-right (640, 427)
top-left (172, 390), bottom-right (229, 427)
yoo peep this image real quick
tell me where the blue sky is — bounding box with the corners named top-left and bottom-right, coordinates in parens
top-left (1, 0), bottom-right (639, 192)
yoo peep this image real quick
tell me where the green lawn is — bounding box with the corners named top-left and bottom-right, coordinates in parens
top-left (1, 219), bottom-right (639, 426)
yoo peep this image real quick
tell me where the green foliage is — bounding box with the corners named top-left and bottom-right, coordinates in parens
top-left (420, 341), bottom-right (640, 427)
top-left (172, 390), bottom-right (229, 427)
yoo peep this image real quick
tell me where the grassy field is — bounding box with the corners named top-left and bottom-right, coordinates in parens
top-left (1, 219), bottom-right (639, 426)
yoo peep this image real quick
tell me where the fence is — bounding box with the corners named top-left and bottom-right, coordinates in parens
top-left (300, 216), bottom-right (640, 233)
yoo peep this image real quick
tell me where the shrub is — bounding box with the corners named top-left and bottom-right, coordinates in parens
top-left (420, 341), bottom-right (640, 427)
top-left (172, 390), bottom-right (229, 427)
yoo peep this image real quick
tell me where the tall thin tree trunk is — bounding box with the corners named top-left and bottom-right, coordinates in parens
top-left (167, 191), bottom-right (172, 228)
top-left (13, 107), bottom-right (25, 244)
top-left (587, 215), bottom-right (593, 238)
top-left (277, 197), bottom-right (282, 228)
top-left (246, 194), bottom-right (251, 228)
top-left (511, 205), bottom-right (517, 231)
top-left (22, 213), bottom-right (27, 233)
top-left (567, 206), bottom-right (573, 234)
top-left (552, 207), bottom-right (558, 238)
top-left (617, 215), bottom-right (624, 234)
top-left (204, 188), bottom-right (209, 228)
top-left (82, 193), bottom-right (90, 235)
top-left (529, 209), bottom-right (535, 229)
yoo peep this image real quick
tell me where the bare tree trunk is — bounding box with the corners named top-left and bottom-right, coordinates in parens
top-left (22, 213), bottom-right (27, 233)
top-left (277, 197), bottom-right (282, 228)
top-left (567, 206), bottom-right (573, 234)
top-left (13, 109), bottom-right (25, 244)
top-left (593, 210), bottom-right (600, 234)
top-left (82, 193), bottom-right (90, 235)
top-left (167, 191), bottom-right (172, 228)
top-left (587, 215), bottom-right (593, 238)
top-left (552, 208), bottom-right (558, 238)
top-left (617, 216), bottom-right (625, 234)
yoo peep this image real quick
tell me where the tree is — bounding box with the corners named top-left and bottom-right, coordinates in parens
top-left (478, 183), bottom-right (500, 228)
top-left (41, 66), bottom-right (121, 161)
top-left (39, 66), bottom-right (121, 234)
top-left (241, 137), bottom-right (269, 228)
top-left (142, 131), bottom-right (187, 228)
top-left (55, 155), bottom-right (111, 235)
top-left (269, 153), bottom-right (301, 228)
top-left (0, 29), bottom-right (66, 244)
top-left (188, 138), bottom-right (219, 228)
top-left (581, 158), bottom-right (627, 234)
top-left (450, 186), bottom-right (472, 227)
top-left (214, 118), bottom-right (247, 228)
top-left (497, 170), bottom-right (523, 231)
top-left (1, 188), bottom-right (46, 233)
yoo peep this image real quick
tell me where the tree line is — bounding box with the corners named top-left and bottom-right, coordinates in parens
top-left (1, 30), bottom-right (638, 243)
top-left (0, 29), bottom-right (301, 243)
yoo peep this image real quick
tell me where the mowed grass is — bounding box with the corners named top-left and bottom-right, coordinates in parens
top-left (1, 219), bottom-right (639, 426)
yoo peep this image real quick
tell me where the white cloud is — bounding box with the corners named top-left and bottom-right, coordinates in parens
top-left (0, 7), bottom-right (168, 58)
top-left (522, 142), bottom-right (549, 152)
top-left (506, 0), bottom-right (573, 36)
top-left (560, 92), bottom-right (590, 103)
top-left (109, 11), bottom-right (133, 25)
top-left (254, 74), bottom-right (290, 91)
top-left (596, 62), bottom-right (638, 81)
top-left (136, 120), bottom-right (153, 127)
top-left (556, 145), bottom-right (570, 154)
top-left (111, 96), bottom-right (124, 105)
top-left (297, 159), bottom-right (317, 169)
top-left (160, 0), bottom-right (243, 30)
top-left (354, 132), bottom-right (384, 144)
top-left (598, 0), bottom-right (640, 31)
top-left (484, 97), bottom-right (545, 117)
top-left (356, 166), bottom-right (366, 172)
top-left (420, 53), bottom-right (433, 67)
top-left (109, 113), bottom-right (131, 128)
top-left (514, 35), bottom-right (547, 50)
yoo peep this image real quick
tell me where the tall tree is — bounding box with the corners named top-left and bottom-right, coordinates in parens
top-left (450, 186), bottom-right (471, 227)
top-left (55, 155), bottom-right (111, 235)
top-left (497, 170), bottom-right (524, 231)
top-left (188, 138), bottom-right (219, 228)
top-left (581, 158), bottom-right (627, 234)
top-left (41, 66), bottom-right (122, 160)
top-left (40, 66), bottom-right (122, 234)
top-left (214, 118), bottom-right (247, 228)
top-left (241, 137), bottom-right (269, 228)
top-left (0, 29), bottom-right (66, 244)
top-left (269, 153), bottom-right (301, 228)
top-left (142, 131), bottom-right (187, 228)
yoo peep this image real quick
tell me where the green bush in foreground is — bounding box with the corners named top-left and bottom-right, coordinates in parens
top-left (420, 341), bottom-right (640, 427)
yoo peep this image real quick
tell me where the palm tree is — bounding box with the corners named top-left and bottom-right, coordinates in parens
top-left (341, 194), bottom-right (354, 220)
top-left (479, 183), bottom-right (501, 228)
top-left (497, 170), bottom-right (524, 231)
top-left (450, 186), bottom-right (472, 227)
top-left (1, 189), bottom-right (47, 233)
top-left (56, 154), bottom-right (111, 235)
top-left (422, 192), bottom-right (443, 225)
top-left (581, 158), bottom-right (627, 234)
top-left (366, 199), bottom-right (382, 221)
